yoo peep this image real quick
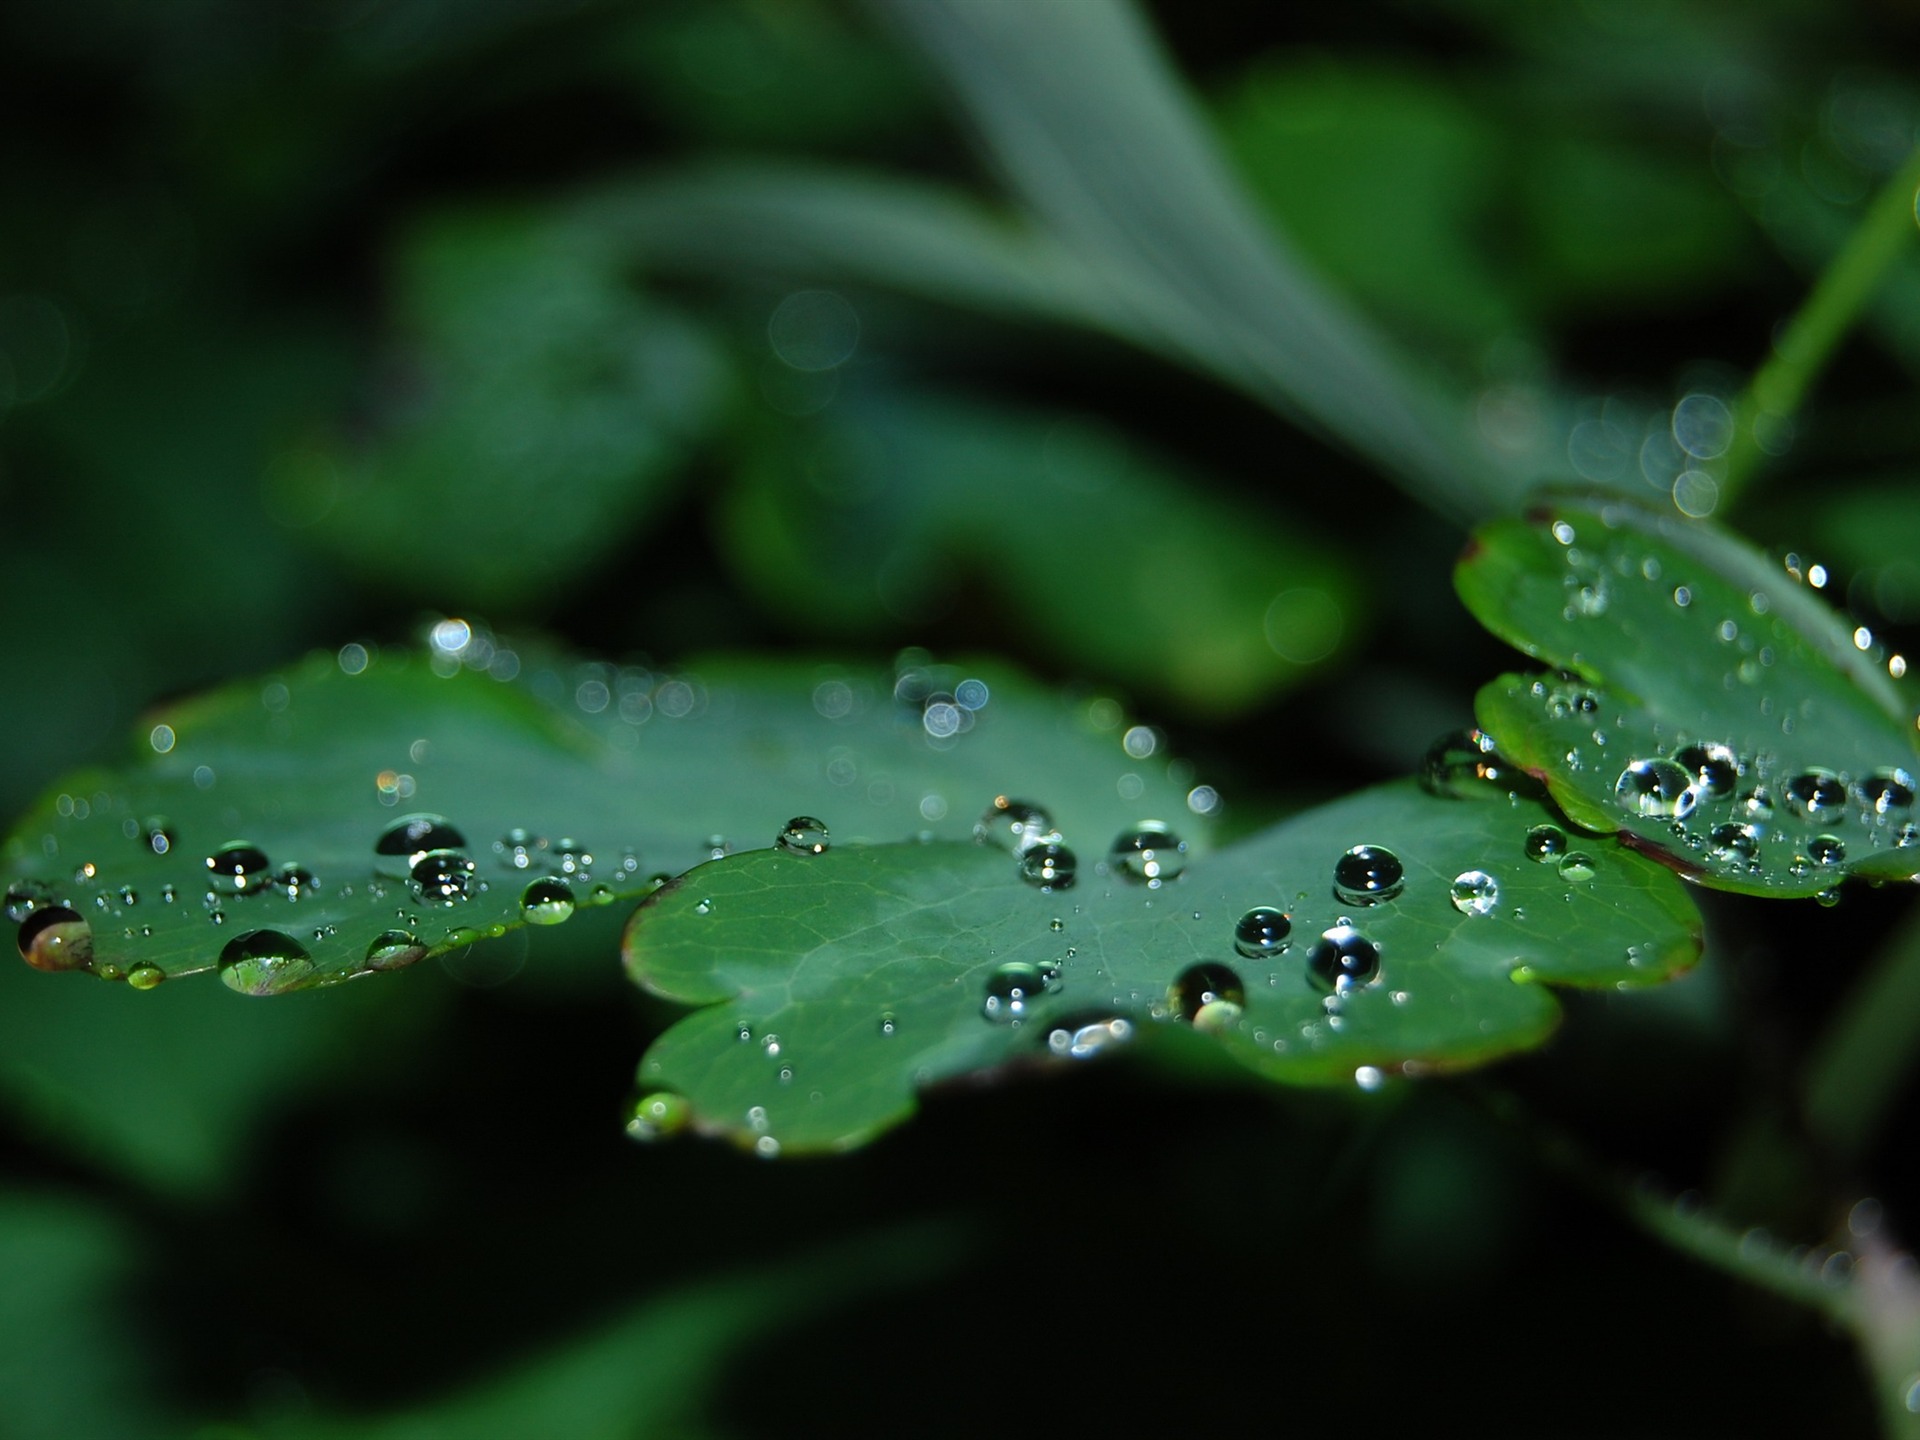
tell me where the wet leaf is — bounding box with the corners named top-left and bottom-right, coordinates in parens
top-left (1457, 496), bottom-right (1920, 896)
top-left (622, 777), bottom-right (1701, 1153)
top-left (2, 642), bottom-right (1209, 992)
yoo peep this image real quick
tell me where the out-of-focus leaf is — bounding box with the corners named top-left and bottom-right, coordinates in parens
top-left (2, 642), bottom-right (1211, 991)
top-left (1458, 497), bottom-right (1920, 896)
top-left (624, 779), bottom-right (1701, 1153)
top-left (298, 208), bottom-right (730, 612)
top-left (723, 386), bottom-right (1361, 714)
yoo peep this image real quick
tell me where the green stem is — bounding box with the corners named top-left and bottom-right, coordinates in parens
top-left (1720, 144), bottom-right (1920, 509)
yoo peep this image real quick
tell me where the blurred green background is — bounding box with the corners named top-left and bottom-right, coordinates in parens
top-left (3, 0), bottom-right (1918, 1433)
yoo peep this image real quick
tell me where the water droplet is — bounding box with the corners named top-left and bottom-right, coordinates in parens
top-left (694, 898), bottom-right (714, 915)
top-left (410, 849), bottom-right (476, 904)
top-left (776, 816), bottom-right (831, 856)
top-left (1860, 769), bottom-right (1917, 815)
top-left (879, 1011), bottom-right (897, 1037)
top-left (1049, 918), bottom-right (1064, 932)
top-left (982, 960), bottom-right (1061, 1024)
top-left (205, 842), bottom-right (271, 893)
top-left (375, 813), bottom-right (467, 862)
top-left (1809, 834), bottom-right (1847, 866)
top-left (1169, 961), bottom-right (1245, 1029)
top-left (1420, 729), bottom-right (1509, 798)
top-left (624, 1090), bottom-right (690, 1142)
top-left (126, 963), bottom-right (165, 991)
top-left (1785, 768), bottom-right (1847, 820)
top-left (273, 864), bottom-right (318, 900)
top-left (140, 818), bottom-right (176, 856)
top-left (1306, 925), bottom-right (1381, 994)
top-left (1673, 742), bottom-right (1739, 799)
top-left (1332, 844), bottom-right (1404, 906)
top-left (1233, 907), bottom-right (1292, 959)
top-left (974, 796), bottom-right (1061, 856)
top-left (17, 905), bottom-right (93, 972)
top-left (1045, 1016), bottom-right (1132, 1059)
top-left (1558, 852), bottom-right (1597, 882)
top-left (1449, 870), bottom-right (1499, 916)
top-left (1709, 823), bottom-right (1761, 864)
top-left (1524, 825), bottom-right (1568, 862)
top-left (495, 828), bottom-right (545, 870)
top-left (520, 877), bottom-right (576, 926)
top-left (1740, 787), bottom-right (1776, 821)
top-left (1018, 843), bottom-right (1077, 890)
top-left (217, 929), bottom-right (316, 995)
top-left (5, 879), bottom-right (54, 922)
top-left (364, 929), bottom-right (425, 970)
top-left (1615, 759), bottom-right (1697, 819)
top-left (1108, 825), bottom-right (1187, 887)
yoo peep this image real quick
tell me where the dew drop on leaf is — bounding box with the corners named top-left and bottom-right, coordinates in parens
top-left (273, 864), bottom-right (318, 899)
top-left (376, 813), bottom-right (468, 862)
top-left (1709, 823), bottom-right (1761, 865)
top-left (1108, 824), bottom-right (1186, 887)
top-left (140, 818), bottom-right (176, 856)
top-left (205, 842), bottom-right (271, 893)
top-left (1045, 1016), bottom-right (1132, 1059)
top-left (1306, 924), bottom-right (1381, 993)
top-left (1558, 852), bottom-right (1597, 882)
top-left (1785, 769), bottom-right (1847, 820)
top-left (1524, 825), bottom-right (1569, 862)
top-left (1333, 844), bottom-right (1405, 905)
top-left (1233, 906), bottom-right (1292, 959)
top-left (1018, 843), bottom-right (1077, 890)
top-left (520, 877), bottom-right (576, 926)
top-left (411, 849), bottom-right (476, 904)
top-left (5, 879), bottom-right (54, 922)
top-left (217, 928), bottom-right (315, 996)
top-left (982, 960), bottom-right (1061, 1024)
top-left (1421, 729), bottom-right (1503, 798)
top-left (1809, 835), bottom-right (1847, 866)
top-left (1449, 870), bottom-right (1499, 917)
top-left (624, 1090), bottom-right (690, 1142)
top-left (974, 796), bottom-right (1061, 855)
top-left (1614, 759), bottom-right (1697, 819)
top-left (126, 963), bottom-right (165, 991)
top-left (776, 816), bottom-right (831, 856)
top-left (1168, 961), bottom-right (1246, 1028)
top-left (1740, 787), bottom-right (1776, 821)
top-left (17, 905), bottom-right (93, 972)
top-left (1673, 742), bottom-right (1739, 800)
top-left (1860, 769), bottom-right (1917, 815)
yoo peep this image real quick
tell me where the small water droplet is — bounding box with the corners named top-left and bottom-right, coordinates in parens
top-left (974, 796), bottom-right (1061, 855)
top-left (624, 1090), bottom-right (690, 1142)
top-left (1108, 825), bottom-right (1186, 887)
top-left (1169, 961), bottom-right (1245, 1029)
top-left (1785, 769), bottom-right (1848, 820)
top-left (1018, 843), bottom-right (1077, 890)
top-left (1306, 924), bottom-right (1381, 994)
top-left (1049, 918), bottom-right (1064, 932)
top-left (879, 1011), bottom-right (897, 1037)
top-left (1524, 825), bottom-right (1569, 862)
top-left (17, 905), bottom-right (93, 972)
top-left (494, 828), bottom-right (545, 870)
top-left (520, 877), bottom-right (576, 926)
top-left (126, 963), bottom-right (165, 991)
top-left (694, 898), bottom-right (714, 915)
top-left (1332, 844), bottom-right (1404, 906)
top-left (5, 879), bottom-right (54, 922)
top-left (1809, 834), bottom-right (1847, 866)
top-left (140, 818), bottom-right (176, 856)
top-left (205, 842), bottom-right (271, 893)
top-left (1615, 759), bottom-right (1697, 819)
top-left (776, 816), bottom-right (831, 855)
top-left (410, 849), bottom-right (476, 904)
top-left (982, 960), bottom-right (1061, 1024)
top-left (217, 928), bottom-right (316, 996)
top-left (364, 929), bottom-right (425, 970)
top-left (1709, 823), bottom-right (1761, 864)
top-left (1558, 852), bottom-right (1597, 882)
top-left (1421, 729), bottom-right (1509, 798)
top-left (273, 864), bottom-right (318, 900)
top-left (1233, 907), bottom-right (1292, 959)
top-left (1449, 870), bottom-right (1499, 917)
top-left (1045, 1016), bottom-right (1132, 1059)
top-left (1860, 769), bottom-right (1917, 815)
top-left (1673, 742), bottom-right (1739, 799)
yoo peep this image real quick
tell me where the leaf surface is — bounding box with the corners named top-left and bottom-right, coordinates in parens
top-left (1457, 497), bottom-right (1920, 895)
top-left (3, 644), bottom-right (1207, 992)
top-left (623, 777), bottom-right (1702, 1152)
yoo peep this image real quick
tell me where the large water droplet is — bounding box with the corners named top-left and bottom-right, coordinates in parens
top-left (1333, 844), bottom-right (1404, 906)
top-left (1615, 759), bottom-right (1697, 819)
top-left (1524, 825), bottom-right (1568, 862)
top-left (364, 929), bottom-right (426, 971)
top-left (376, 814), bottom-right (467, 862)
top-left (126, 963), bottom-right (165, 991)
top-left (411, 849), bottom-right (476, 904)
top-left (982, 960), bottom-right (1061, 1023)
top-left (17, 905), bottom-right (93, 972)
top-left (1233, 907), bottom-right (1292, 959)
top-left (520, 877), bottom-right (576, 926)
top-left (1169, 961), bottom-right (1245, 1029)
top-left (776, 816), bottom-right (831, 856)
top-left (217, 929), bottom-right (316, 996)
top-left (624, 1090), bottom-right (691, 1142)
top-left (1785, 768), bottom-right (1847, 820)
top-left (1449, 870), bottom-right (1499, 916)
top-left (1860, 769), bottom-right (1917, 815)
top-left (974, 796), bottom-right (1061, 856)
top-left (1709, 822), bottom-right (1760, 864)
top-left (1673, 741), bottom-right (1739, 800)
top-left (1108, 825), bottom-right (1186, 887)
top-left (205, 842), bottom-right (271, 893)
top-left (1809, 834), bottom-right (1847, 867)
top-left (1558, 852), bottom-right (1597, 882)
top-left (1018, 843), bottom-right (1077, 890)
top-left (1306, 925), bottom-right (1381, 994)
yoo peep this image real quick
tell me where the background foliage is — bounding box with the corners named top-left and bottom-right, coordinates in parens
top-left (3, 0), bottom-right (1919, 1433)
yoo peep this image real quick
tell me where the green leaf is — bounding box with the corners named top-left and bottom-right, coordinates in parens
top-left (2, 641), bottom-right (1210, 993)
top-left (297, 207), bottom-right (730, 612)
top-left (1456, 496), bottom-right (1920, 896)
top-left (622, 777), bottom-right (1701, 1153)
top-left (725, 386), bottom-right (1360, 713)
